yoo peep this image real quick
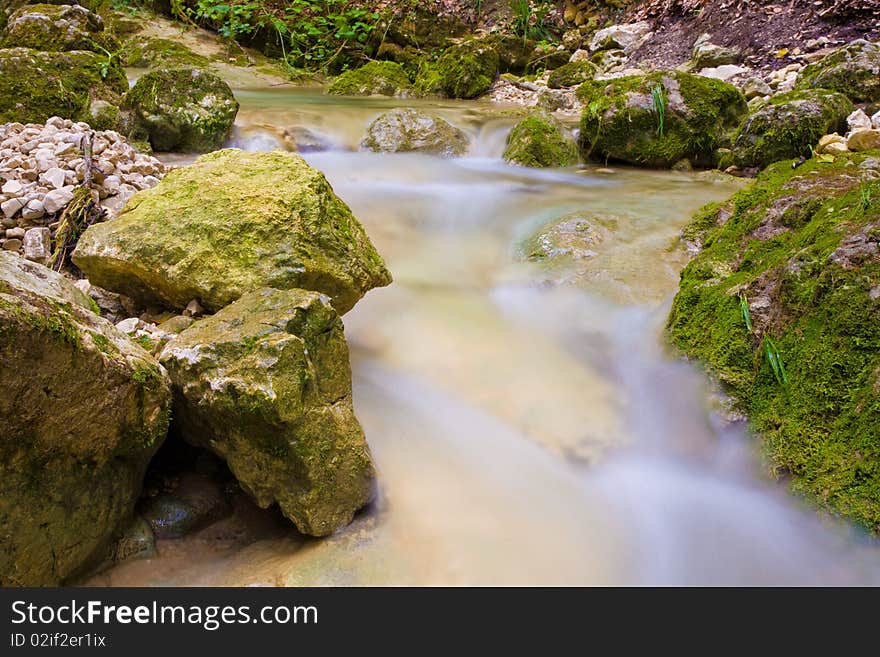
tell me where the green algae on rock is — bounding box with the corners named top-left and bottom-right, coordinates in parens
top-left (668, 154), bottom-right (880, 531)
top-left (503, 111), bottom-right (578, 168)
top-left (435, 40), bottom-right (499, 99)
top-left (122, 67), bottom-right (238, 153)
top-left (72, 148), bottom-right (392, 314)
top-left (796, 39), bottom-right (880, 103)
top-left (0, 3), bottom-right (118, 53)
top-left (548, 61), bottom-right (597, 89)
top-left (120, 36), bottom-right (210, 69)
top-left (722, 89), bottom-right (853, 170)
top-left (159, 287), bottom-right (376, 537)
top-left (578, 70), bottom-right (748, 168)
top-left (360, 108), bottom-right (469, 156)
top-left (0, 252), bottom-right (171, 585)
top-left (327, 60), bottom-right (412, 97)
top-left (0, 46), bottom-right (127, 124)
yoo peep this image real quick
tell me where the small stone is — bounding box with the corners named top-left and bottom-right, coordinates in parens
top-left (3, 238), bottom-right (22, 251)
top-left (2, 180), bottom-right (23, 196)
top-left (158, 315), bottom-right (194, 334)
top-left (41, 167), bottom-right (66, 190)
top-left (847, 129), bottom-right (880, 152)
top-left (183, 299), bottom-right (204, 318)
top-left (42, 187), bottom-right (75, 214)
top-left (73, 278), bottom-right (91, 295)
top-left (847, 109), bottom-right (872, 133)
top-left (21, 199), bottom-right (44, 220)
top-left (1, 197), bottom-right (23, 218)
top-left (115, 317), bottom-right (141, 334)
top-left (5, 227), bottom-right (25, 239)
top-left (22, 227), bottom-right (52, 264)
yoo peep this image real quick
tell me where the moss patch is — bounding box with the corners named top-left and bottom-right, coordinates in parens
top-left (327, 60), bottom-right (412, 97)
top-left (578, 70), bottom-right (748, 168)
top-left (435, 40), bottom-right (499, 99)
top-left (668, 153), bottom-right (880, 531)
top-left (503, 111), bottom-right (579, 168)
top-left (723, 88), bottom-right (853, 169)
top-left (547, 61), bottom-right (597, 89)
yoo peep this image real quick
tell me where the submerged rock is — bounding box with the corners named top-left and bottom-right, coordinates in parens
top-left (503, 111), bottom-right (578, 168)
top-left (0, 252), bottom-right (170, 585)
top-left (578, 71), bottom-right (748, 168)
top-left (0, 47), bottom-right (127, 124)
top-left (797, 39), bottom-right (880, 103)
top-left (360, 108), bottom-right (469, 156)
top-left (327, 61), bottom-right (412, 97)
top-left (723, 89), bottom-right (852, 169)
top-left (72, 149), bottom-right (391, 314)
top-left (122, 68), bottom-right (239, 153)
top-left (669, 153), bottom-right (880, 531)
top-left (159, 287), bottom-right (376, 537)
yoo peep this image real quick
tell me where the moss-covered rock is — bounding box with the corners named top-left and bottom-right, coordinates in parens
top-left (0, 252), bottom-right (170, 585)
top-left (121, 36), bottom-right (209, 69)
top-left (435, 40), bottom-right (499, 99)
top-left (360, 108), bottom-right (469, 156)
top-left (503, 111), bottom-right (578, 168)
top-left (723, 89), bottom-right (853, 169)
top-left (72, 149), bottom-right (392, 314)
top-left (327, 60), bottom-right (412, 97)
top-left (796, 39), bottom-right (880, 103)
top-left (547, 61), bottom-right (597, 89)
top-left (1, 3), bottom-right (118, 53)
top-left (668, 154), bottom-right (880, 531)
top-left (0, 46), bottom-right (126, 124)
top-left (578, 70), bottom-right (748, 168)
top-left (122, 68), bottom-right (238, 153)
top-left (159, 287), bottom-right (376, 537)
top-left (412, 58), bottom-right (445, 96)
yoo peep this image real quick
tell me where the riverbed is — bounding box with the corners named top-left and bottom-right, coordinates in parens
top-left (88, 87), bottom-right (880, 586)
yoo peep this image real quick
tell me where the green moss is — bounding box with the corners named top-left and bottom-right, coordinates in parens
top-left (668, 153), bottom-right (880, 531)
top-left (578, 70), bottom-right (748, 168)
top-left (435, 40), bottom-right (499, 99)
top-left (547, 61), bottom-right (597, 89)
top-left (327, 60), bottom-right (411, 97)
top-left (797, 39), bottom-right (880, 103)
top-left (413, 58), bottom-right (445, 96)
top-left (722, 89), bottom-right (853, 169)
top-left (121, 37), bottom-right (209, 69)
top-left (503, 111), bottom-right (579, 168)
top-left (122, 68), bottom-right (238, 153)
top-left (0, 47), bottom-right (127, 124)
top-left (1, 3), bottom-right (119, 53)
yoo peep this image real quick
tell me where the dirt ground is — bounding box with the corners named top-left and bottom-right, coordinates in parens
top-left (626, 0), bottom-right (880, 68)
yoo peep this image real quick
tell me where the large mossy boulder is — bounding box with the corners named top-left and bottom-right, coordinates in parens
top-left (122, 68), bottom-right (239, 153)
top-left (723, 89), bottom-right (853, 169)
top-left (435, 40), bottom-right (499, 99)
top-left (0, 252), bottom-right (171, 585)
top-left (503, 111), bottom-right (578, 168)
top-left (547, 61), bottom-right (597, 89)
top-left (159, 287), bottom-right (376, 536)
top-left (668, 154), bottom-right (880, 531)
top-left (360, 108), bottom-right (469, 156)
top-left (1, 3), bottom-right (117, 52)
top-left (0, 47), bottom-right (127, 124)
top-left (327, 60), bottom-right (412, 97)
top-left (72, 149), bottom-right (392, 314)
top-left (578, 71), bottom-right (748, 168)
top-left (796, 39), bottom-right (880, 103)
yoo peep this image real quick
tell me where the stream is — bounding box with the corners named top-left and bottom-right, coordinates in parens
top-left (90, 87), bottom-right (880, 586)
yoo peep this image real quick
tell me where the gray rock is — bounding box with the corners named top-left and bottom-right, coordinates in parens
top-left (360, 109), bottom-right (470, 157)
top-left (42, 187), bottom-right (74, 214)
top-left (22, 227), bottom-right (51, 264)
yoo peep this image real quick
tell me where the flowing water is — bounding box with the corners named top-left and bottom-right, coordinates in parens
top-left (91, 88), bottom-right (880, 586)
